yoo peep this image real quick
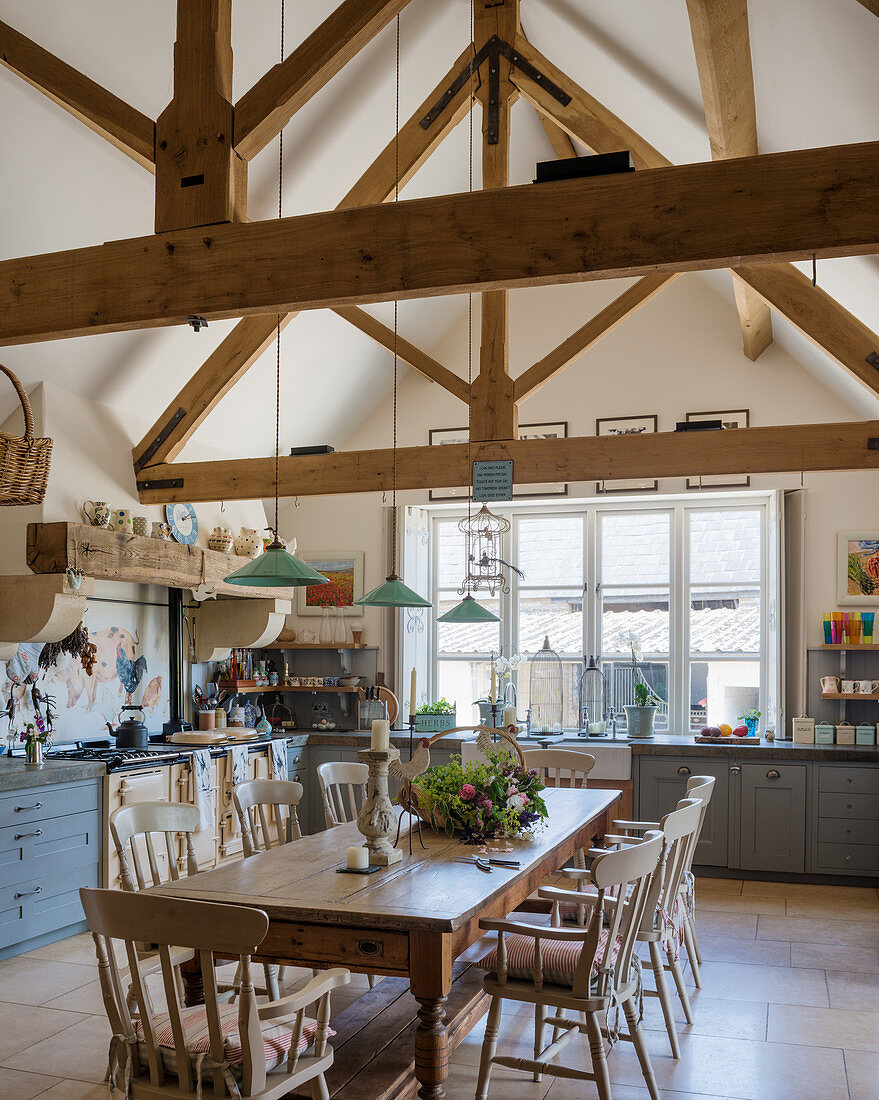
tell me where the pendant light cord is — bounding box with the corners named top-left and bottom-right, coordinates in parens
top-left (390, 12), bottom-right (401, 575)
top-left (465, 3), bottom-right (475, 589)
top-left (272, 0), bottom-right (287, 541)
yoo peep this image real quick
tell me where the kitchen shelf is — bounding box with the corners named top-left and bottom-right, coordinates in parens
top-left (267, 643), bottom-right (376, 650)
top-left (821, 692), bottom-right (879, 700)
top-left (229, 685), bottom-right (361, 695)
top-left (822, 644), bottom-right (879, 650)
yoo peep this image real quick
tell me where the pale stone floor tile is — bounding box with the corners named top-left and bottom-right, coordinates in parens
top-left (785, 895), bottom-right (879, 921)
top-left (23, 1083), bottom-right (109, 1100)
top-left (2, 1014), bottom-right (112, 1084)
top-left (694, 961), bottom-right (828, 1006)
top-left (690, 912), bottom-right (757, 939)
top-left (844, 1049), bottom-right (879, 1100)
top-left (445, 1058), bottom-right (551, 1099)
top-left (0, 1067), bottom-right (62, 1099)
top-left (695, 895), bottom-right (786, 917)
top-left (694, 933), bottom-right (791, 968)
top-left (741, 881), bottom-right (878, 901)
top-left (827, 969), bottom-right (879, 1013)
top-left (0, 958), bottom-right (96, 1006)
top-left (768, 1003), bottom-right (879, 1054)
top-left (546, 1082), bottom-right (741, 1100)
top-left (640, 993), bottom-right (768, 1042)
top-left (0, 1002), bottom-right (89, 1060)
top-left (757, 913), bottom-right (879, 948)
top-left (41, 980), bottom-right (106, 1015)
top-left (692, 878), bottom-right (744, 897)
top-left (792, 941), bottom-right (879, 974)
top-left (23, 934), bottom-right (102, 967)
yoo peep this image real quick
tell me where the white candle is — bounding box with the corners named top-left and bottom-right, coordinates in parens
top-left (503, 704), bottom-right (517, 729)
top-left (347, 846), bottom-right (369, 870)
top-left (491, 665), bottom-right (497, 702)
top-left (371, 719), bottom-right (390, 752)
top-left (410, 667), bottom-right (417, 714)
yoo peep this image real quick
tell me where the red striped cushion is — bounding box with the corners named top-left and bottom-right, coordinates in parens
top-left (133, 1003), bottom-right (329, 1076)
top-left (476, 928), bottom-right (622, 986)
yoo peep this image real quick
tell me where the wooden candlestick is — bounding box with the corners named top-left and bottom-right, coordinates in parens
top-left (356, 747), bottom-right (403, 866)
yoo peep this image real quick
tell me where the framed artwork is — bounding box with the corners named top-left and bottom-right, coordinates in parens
top-left (595, 414), bottom-right (658, 493)
top-left (837, 532), bottom-right (879, 605)
top-left (296, 551), bottom-right (365, 615)
top-left (685, 409), bottom-right (750, 489)
top-left (428, 422), bottom-right (568, 501)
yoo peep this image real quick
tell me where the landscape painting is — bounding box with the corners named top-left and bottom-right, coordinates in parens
top-left (838, 531), bottom-right (879, 605)
top-left (297, 551), bottom-right (365, 615)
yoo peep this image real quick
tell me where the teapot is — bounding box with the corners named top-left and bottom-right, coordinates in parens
top-left (106, 705), bottom-right (149, 749)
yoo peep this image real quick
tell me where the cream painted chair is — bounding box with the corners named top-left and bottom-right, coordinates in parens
top-left (316, 761), bottom-right (368, 829)
top-left (523, 749), bottom-right (596, 869)
top-left (81, 886), bottom-right (348, 1100)
top-left (233, 778), bottom-right (304, 856)
top-left (474, 831), bottom-right (665, 1100)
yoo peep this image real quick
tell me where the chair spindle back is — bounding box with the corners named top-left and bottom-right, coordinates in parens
top-left (110, 802), bottom-right (201, 892)
top-left (233, 778), bottom-right (303, 855)
top-left (317, 761), bottom-right (368, 829)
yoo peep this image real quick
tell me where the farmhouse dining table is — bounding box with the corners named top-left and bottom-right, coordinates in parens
top-left (150, 786), bottom-right (619, 1100)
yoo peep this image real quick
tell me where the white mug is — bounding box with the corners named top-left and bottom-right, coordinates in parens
top-left (112, 508), bottom-right (133, 533)
top-left (842, 679), bottom-right (857, 694)
top-left (858, 679), bottom-right (877, 694)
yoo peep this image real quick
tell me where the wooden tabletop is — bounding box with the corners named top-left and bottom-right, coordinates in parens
top-left (151, 787), bottom-right (617, 933)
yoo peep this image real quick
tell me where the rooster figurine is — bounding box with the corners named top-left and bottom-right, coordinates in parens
top-left (116, 644), bottom-right (147, 704)
top-left (389, 737), bottom-right (431, 781)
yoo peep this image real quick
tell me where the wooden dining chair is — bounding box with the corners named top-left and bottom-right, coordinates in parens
top-left (474, 831), bottom-right (665, 1100)
top-left (523, 749), bottom-right (596, 868)
top-left (80, 886), bottom-right (349, 1100)
top-left (233, 778), bottom-right (304, 856)
top-left (316, 761), bottom-right (368, 829)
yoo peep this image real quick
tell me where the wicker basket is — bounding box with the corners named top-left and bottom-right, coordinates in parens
top-left (0, 364), bottom-right (52, 506)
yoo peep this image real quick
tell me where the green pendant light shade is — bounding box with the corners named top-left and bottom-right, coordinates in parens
top-left (436, 594), bottom-right (500, 623)
top-left (355, 572), bottom-right (432, 608)
top-left (225, 540), bottom-right (331, 588)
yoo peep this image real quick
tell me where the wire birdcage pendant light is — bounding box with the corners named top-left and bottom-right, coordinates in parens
top-left (578, 654), bottom-right (608, 735)
top-left (457, 505), bottom-right (516, 597)
top-left (528, 635), bottom-right (564, 734)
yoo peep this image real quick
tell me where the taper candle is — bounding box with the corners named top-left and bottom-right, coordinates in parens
top-left (371, 719), bottom-right (390, 752)
top-left (490, 665), bottom-right (497, 702)
top-left (410, 667), bottom-right (417, 713)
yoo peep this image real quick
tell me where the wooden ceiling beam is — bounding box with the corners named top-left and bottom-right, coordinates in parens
top-left (332, 306), bottom-right (469, 403)
top-left (856, 0), bottom-right (879, 15)
top-left (535, 107), bottom-right (578, 159)
top-left (0, 18), bottom-right (155, 171)
top-left (685, 0), bottom-right (773, 361)
top-left (233, 0), bottom-right (414, 160)
top-left (132, 46), bottom-right (475, 469)
top-left (5, 139), bottom-right (879, 348)
top-left (136, 419), bottom-right (879, 503)
top-left (514, 273), bottom-right (682, 402)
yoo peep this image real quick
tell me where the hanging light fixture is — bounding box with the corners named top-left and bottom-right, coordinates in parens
top-left (436, 11), bottom-right (499, 626)
top-left (225, 3), bottom-right (329, 593)
top-left (356, 15), bottom-right (430, 610)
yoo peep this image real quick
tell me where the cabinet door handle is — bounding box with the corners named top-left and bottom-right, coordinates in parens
top-left (729, 765), bottom-right (741, 775)
top-left (677, 766), bottom-right (691, 776)
top-left (766, 770), bottom-right (781, 780)
top-left (14, 829), bottom-right (43, 840)
top-left (13, 802), bottom-right (43, 812)
top-left (14, 886), bottom-right (42, 899)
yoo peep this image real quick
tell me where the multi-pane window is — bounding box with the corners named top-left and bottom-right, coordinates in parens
top-left (429, 498), bottom-right (771, 733)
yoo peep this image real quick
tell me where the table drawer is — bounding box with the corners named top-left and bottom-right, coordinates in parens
top-left (0, 808), bottom-right (100, 888)
top-left (817, 766), bottom-right (879, 796)
top-left (818, 792), bottom-right (879, 821)
top-left (816, 842), bottom-right (879, 874)
top-left (818, 818), bottom-right (879, 846)
top-left (0, 781), bottom-right (98, 829)
top-left (258, 922), bottom-right (410, 974)
top-left (0, 861), bottom-right (99, 949)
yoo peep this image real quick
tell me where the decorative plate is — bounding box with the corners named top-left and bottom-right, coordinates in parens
top-left (164, 503), bottom-right (198, 545)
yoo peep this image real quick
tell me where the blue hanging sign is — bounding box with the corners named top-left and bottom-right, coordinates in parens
top-left (473, 460), bottom-right (513, 501)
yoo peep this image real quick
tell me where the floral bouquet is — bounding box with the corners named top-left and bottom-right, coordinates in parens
top-left (403, 748), bottom-right (548, 844)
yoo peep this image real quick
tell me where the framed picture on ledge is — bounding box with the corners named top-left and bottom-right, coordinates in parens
top-left (428, 422), bottom-right (568, 500)
top-left (595, 414), bottom-right (658, 493)
top-left (685, 409), bottom-right (750, 489)
top-left (296, 551), bottom-right (365, 616)
top-left (837, 532), bottom-right (879, 606)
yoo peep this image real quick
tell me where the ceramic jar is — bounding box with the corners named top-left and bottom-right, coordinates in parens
top-left (235, 527), bottom-right (263, 558)
top-left (208, 526), bottom-right (234, 553)
top-left (82, 500), bottom-right (111, 527)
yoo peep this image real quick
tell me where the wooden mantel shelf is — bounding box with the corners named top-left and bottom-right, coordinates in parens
top-left (26, 522), bottom-right (293, 600)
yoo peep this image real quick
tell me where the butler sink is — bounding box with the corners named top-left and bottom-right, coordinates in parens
top-left (558, 740), bottom-right (632, 781)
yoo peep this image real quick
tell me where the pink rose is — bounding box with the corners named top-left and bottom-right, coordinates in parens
top-left (459, 783), bottom-right (477, 801)
top-left (506, 785), bottom-right (518, 798)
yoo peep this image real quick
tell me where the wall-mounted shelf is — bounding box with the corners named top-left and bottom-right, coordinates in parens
top-left (268, 643), bottom-right (376, 651)
top-left (821, 692), bottom-right (879, 700)
top-left (230, 685), bottom-right (361, 695)
top-left (822, 644), bottom-right (879, 650)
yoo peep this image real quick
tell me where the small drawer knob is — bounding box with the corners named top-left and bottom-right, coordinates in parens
top-left (767, 770), bottom-right (781, 780)
top-left (677, 766), bottom-right (691, 777)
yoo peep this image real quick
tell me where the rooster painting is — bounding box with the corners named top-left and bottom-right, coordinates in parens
top-left (116, 644), bottom-right (147, 704)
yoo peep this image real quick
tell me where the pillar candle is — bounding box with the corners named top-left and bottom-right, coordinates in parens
top-left (410, 667), bottom-right (417, 714)
top-left (503, 703), bottom-right (517, 729)
top-left (347, 846), bottom-right (369, 870)
top-left (371, 719), bottom-right (390, 752)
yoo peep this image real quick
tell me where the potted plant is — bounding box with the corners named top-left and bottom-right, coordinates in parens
top-left (21, 718), bottom-right (50, 765)
top-left (622, 634), bottom-right (662, 739)
top-left (739, 707), bottom-right (761, 736)
top-left (414, 698), bottom-right (457, 733)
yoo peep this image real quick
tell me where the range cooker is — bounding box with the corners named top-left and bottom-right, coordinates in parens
top-left (47, 737), bottom-right (276, 772)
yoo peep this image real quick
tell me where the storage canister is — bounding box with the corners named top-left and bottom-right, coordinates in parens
top-left (855, 723), bottom-right (877, 746)
top-left (835, 722), bottom-right (856, 746)
top-left (792, 717), bottom-right (815, 744)
top-left (814, 722), bottom-right (835, 745)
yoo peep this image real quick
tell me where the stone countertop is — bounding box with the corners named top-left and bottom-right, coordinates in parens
top-left (0, 757), bottom-right (106, 791)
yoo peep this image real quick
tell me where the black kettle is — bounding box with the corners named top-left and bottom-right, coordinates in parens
top-left (107, 705), bottom-right (149, 749)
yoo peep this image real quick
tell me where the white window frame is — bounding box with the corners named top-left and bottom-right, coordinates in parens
top-left (428, 492), bottom-right (776, 732)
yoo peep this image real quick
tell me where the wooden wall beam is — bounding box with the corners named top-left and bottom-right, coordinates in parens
top-left (234, 0), bottom-right (414, 160)
top-left (154, 0), bottom-right (245, 232)
top-left (856, 0), bottom-right (879, 16)
top-left (5, 140), bottom-right (879, 347)
top-left (136, 420), bottom-right (879, 503)
top-left (132, 47), bottom-right (475, 469)
top-left (0, 18), bottom-right (155, 170)
top-left (685, 0), bottom-right (773, 360)
top-left (514, 273), bottom-right (682, 402)
top-left (332, 307), bottom-right (469, 403)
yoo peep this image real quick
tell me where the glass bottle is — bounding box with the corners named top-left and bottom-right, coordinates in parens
top-left (319, 607), bottom-right (333, 645)
top-left (334, 607), bottom-right (347, 645)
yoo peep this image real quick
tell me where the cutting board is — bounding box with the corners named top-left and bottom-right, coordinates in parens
top-left (170, 730), bottom-right (227, 746)
top-left (693, 735), bottom-right (760, 745)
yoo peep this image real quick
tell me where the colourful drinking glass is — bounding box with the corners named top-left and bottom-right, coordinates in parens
top-left (831, 612), bottom-right (843, 643)
top-left (823, 614), bottom-right (833, 644)
top-left (851, 614), bottom-right (862, 644)
top-left (863, 612), bottom-right (875, 644)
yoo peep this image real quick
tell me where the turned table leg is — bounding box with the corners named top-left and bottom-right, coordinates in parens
top-left (180, 954), bottom-right (205, 1007)
top-left (414, 994), bottom-right (449, 1100)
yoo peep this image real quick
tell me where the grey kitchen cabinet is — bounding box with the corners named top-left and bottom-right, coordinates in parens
top-left (0, 779), bottom-right (101, 957)
top-left (810, 763), bottom-right (879, 876)
top-left (636, 757), bottom-right (730, 866)
top-left (739, 763), bottom-right (806, 873)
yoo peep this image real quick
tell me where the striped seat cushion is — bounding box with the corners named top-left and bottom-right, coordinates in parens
top-left (476, 928), bottom-right (622, 987)
top-left (133, 1003), bottom-right (328, 1077)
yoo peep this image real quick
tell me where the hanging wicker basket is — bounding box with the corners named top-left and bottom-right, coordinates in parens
top-left (0, 364), bottom-right (52, 506)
